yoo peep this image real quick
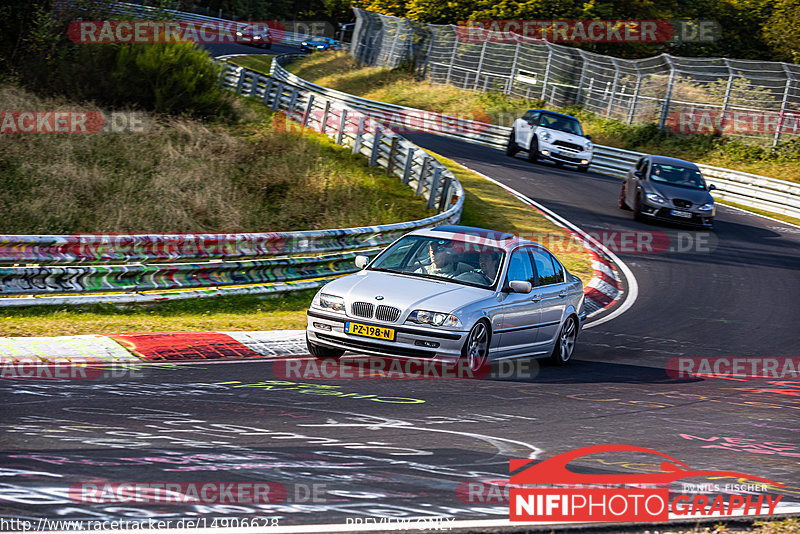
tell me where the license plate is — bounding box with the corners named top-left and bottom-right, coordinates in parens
top-left (671, 210), bottom-right (692, 218)
top-left (345, 322), bottom-right (396, 341)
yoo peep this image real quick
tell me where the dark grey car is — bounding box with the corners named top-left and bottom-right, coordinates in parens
top-left (619, 155), bottom-right (716, 229)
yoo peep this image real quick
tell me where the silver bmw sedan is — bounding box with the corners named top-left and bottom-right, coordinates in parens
top-left (306, 225), bottom-right (586, 369)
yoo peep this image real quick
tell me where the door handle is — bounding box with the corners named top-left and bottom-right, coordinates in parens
top-left (530, 294), bottom-right (542, 302)
top-left (558, 291), bottom-right (567, 298)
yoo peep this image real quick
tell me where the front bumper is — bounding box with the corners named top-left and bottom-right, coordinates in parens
top-left (539, 141), bottom-right (592, 166)
top-left (306, 309), bottom-right (466, 361)
top-left (639, 202), bottom-right (715, 227)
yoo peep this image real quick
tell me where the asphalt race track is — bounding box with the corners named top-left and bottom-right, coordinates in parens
top-left (2, 76), bottom-right (800, 531)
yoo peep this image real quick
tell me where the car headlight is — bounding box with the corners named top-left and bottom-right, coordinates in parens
top-left (236, 32), bottom-right (243, 36)
top-left (319, 293), bottom-right (345, 312)
top-left (301, 42), bottom-right (308, 46)
top-left (646, 193), bottom-right (666, 204)
top-left (407, 310), bottom-right (462, 328)
top-left (698, 202), bottom-right (714, 211)
top-left (541, 132), bottom-right (551, 141)
top-left (585, 141), bottom-right (593, 150)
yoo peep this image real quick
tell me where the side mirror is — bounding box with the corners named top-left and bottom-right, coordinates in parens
top-left (708, 184), bottom-right (717, 191)
top-left (355, 255), bottom-right (369, 269)
top-left (634, 170), bottom-right (643, 178)
top-left (508, 280), bottom-right (533, 294)
top-left (585, 134), bottom-right (592, 140)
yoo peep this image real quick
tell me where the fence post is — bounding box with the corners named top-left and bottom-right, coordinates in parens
top-left (416, 157), bottom-right (430, 195)
top-left (506, 40), bottom-right (521, 95)
top-left (369, 130), bottom-right (382, 166)
top-left (445, 32), bottom-right (458, 85)
top-left (421, 23), bottom-right (436, 79)
top-left (628, 64), bottom-right (642, 124)
top-left (353, 116), bottom-right (365, 154)
top-left (658, 56), bottom-right (676, 129)
top-left (336, 110), bottom-right (347, 145)
top-left (402, 147), bottom-right (416, 184)
top-left (261, 78), bottom-right (273, 105)
top-left (575, 50), bottom-right (588, 105)
top-left (541, 44), bottom-right (553, 101)
top-left (437, 172), bottom-right (453, 211)
top-left (473, 39), bottom-right (488, 90)
top-left (427, 167), bottom-right (442, 209)
top-left (271, 83), bottom-right (284, 110)
top-left (320, 100), bottom-right (331, 133)
top-left (774, 69), bottom-right (793, 147)
top-left (717, 60), bottom-right (735, 133)
top-left (387, 137), bottom-right (399, 175)
top-left (302, 94), bottom-right (315, 128)
top-left (606, 58), bottom-right (620, 119)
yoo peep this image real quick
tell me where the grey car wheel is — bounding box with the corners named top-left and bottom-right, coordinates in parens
top-left (549, 316), bottom-right (577, 365)
top-left (307, 334), bottom-right (345, 359)
top-left (462, 321), bottom-right (490, 372)
top-left (506, 132), bottom-right (519, 156)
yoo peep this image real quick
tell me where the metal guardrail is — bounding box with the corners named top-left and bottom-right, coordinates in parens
top-left (0, 58), bottom-right (463, 306)
top-left (272, 57), bottom-right (800, 220)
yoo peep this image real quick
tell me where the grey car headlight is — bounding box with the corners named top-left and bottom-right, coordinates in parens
top-left (407, 310), bottom-right (462, 328)
top-left (319, 293), bottom-right (345, 312)
top-left (646, 193), bottom-right (666, 204)
top-left (698, 202), bottom-right (714, 211)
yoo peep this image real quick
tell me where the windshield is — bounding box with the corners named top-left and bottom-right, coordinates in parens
top-left (539, 113), bottom-right (583, 136)
top-left (650, 163), bottom-right (707, 190)
top-left (368, 235), bottom-right (505, 289)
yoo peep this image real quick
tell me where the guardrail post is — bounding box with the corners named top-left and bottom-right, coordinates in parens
top-left (427, 167), bottom-right (442, 209)
top-left (288, 88), bottom-right (299, 117)
top-left (416, 156), bottom-right (430, 195)
top-left (353, 116), bottom-right (365, 154)
top-left (336, 110), bottom-right (347, 145)
top-left (387, 137), bottom-right (399, 175)
top-left (271, 83), bottom-right (284, 110)
top-left (438, 172), bottom-right (453, 211)
top-left (262, 78), bottom-right (273, 105)
top-left (402, 147), bottom-right (416, 184)
top-left (249, 75), bottom-right (260, 97)
top-left (369, 130), bottom-right (383, 166)
top-left (236, 70), bottom-right (246, 94)
top-left (302, 94), bottom-right (315, 128)
top-left (320, 101), bottom-right (331, 133)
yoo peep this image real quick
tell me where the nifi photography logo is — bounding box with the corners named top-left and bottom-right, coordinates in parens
top-left (502, 444), bottom-right (784, 522)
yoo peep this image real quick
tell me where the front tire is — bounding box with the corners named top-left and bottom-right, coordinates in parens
top-left (506, 132), bottom-right (519, 157)
top-left (549, 316), bottom-right (577, 365)
top-left (461, 321), bottom-right (490, 372)
top-left (307, 334), bottom-right (345, 359)
top-left (527, 138), bottom-right (539, 163)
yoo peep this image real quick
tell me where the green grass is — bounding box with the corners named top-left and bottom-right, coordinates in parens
top-left (0, 149), bottom-right (593, 337)
top-left (286, 51), bottom-right (800, 186)
top-left (227, 54), bottom-right (274, 74)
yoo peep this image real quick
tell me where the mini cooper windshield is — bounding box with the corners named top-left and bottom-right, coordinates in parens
top-left (539, 113), bottom-right (584, 136)
top-left (650, 163), bottom-right (707, 190)
top-left (368, 236), bottom-right (506, 289)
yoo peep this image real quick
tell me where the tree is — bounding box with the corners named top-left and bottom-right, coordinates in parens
top-left (763, 0), bottom-right (800, 62)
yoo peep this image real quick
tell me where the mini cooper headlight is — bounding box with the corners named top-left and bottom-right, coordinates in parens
top-left (319, 293), bottom-right (345, 312)
top-left (407, 310), bottom-right (462, 327)
top-left (541, 131), bottom-right (552, 141)
top-left (698, 202), bottom-right (714, 211)
top-left (646, 193), bottom-right (666, 204)
top-left (585, 141), bottom-right (593, 150)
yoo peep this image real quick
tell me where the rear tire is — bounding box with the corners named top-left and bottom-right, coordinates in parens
top-left (307, 334), bottom-right (345, 359)
top-left (506, 132), bottom-right (519, 157)
top-left (527, 138), bottom-right (539, 163)
top-left (549, 316), bottom-right (577, 365)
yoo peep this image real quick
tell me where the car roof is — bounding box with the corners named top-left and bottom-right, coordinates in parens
top-left (409, 225), bottom-right (544, 252)
top-left (527, 109), bottom-right (579, 120)
top-left (646, 155), bottom-right (700, 169)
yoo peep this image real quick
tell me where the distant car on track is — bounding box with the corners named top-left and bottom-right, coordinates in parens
top-left (619, 155), bottom-right (716, 229)
top-left (235, 24), bottom-right (271, 48)
top-left (507, 109), bottom-right (593, 172)
top-left (306, 225), bottom-right (586, 369)
top-left (300, 37), bottom-right (339, 52)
